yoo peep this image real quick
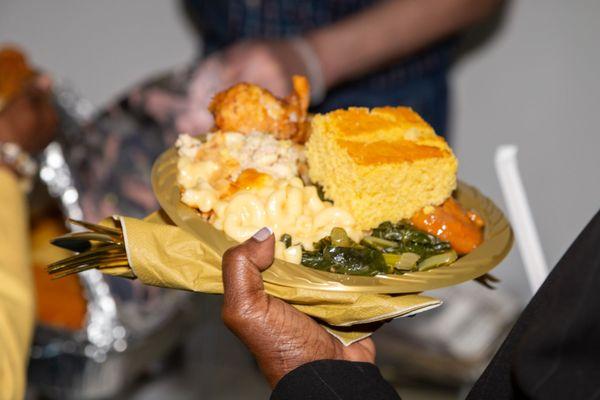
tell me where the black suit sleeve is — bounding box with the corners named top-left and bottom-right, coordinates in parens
top-left (467, 210), bottom-right (600, 400)
top-left (271, 360), bottom-right (401, 400)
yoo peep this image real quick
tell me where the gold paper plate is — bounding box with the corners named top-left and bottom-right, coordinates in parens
top-left (152, 148), bottom-right (513, 293)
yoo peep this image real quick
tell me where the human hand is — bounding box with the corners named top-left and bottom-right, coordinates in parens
top-left (178, 39), bottom-right (314, 135)
top-left (0, 74), bottom-right (58, 154)
top-left (219, 39), bottom-right (308, 98)
top-left (221, 227), bottom-right (376, 388)
top-left (174, 56), bottom-right (231, 134)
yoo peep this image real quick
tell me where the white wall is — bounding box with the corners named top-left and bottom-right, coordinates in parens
top-left (2, 0), bottom-right (598, 299)
top-left (452, 0), bottom-right (600, 297)
top-left (0, 0), bottom-right (197, 108)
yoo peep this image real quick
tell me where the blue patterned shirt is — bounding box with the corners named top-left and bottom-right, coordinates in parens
top-left (186, 0), bottom-right (454, 134)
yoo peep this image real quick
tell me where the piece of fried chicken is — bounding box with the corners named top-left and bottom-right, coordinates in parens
top-left (209, 75), bottom-right (310, 143)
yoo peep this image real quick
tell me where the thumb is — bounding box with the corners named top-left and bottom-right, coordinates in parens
top-left (221, 227), bottom-right (275, 320)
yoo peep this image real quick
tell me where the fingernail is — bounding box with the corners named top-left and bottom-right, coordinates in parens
top-left (252, 227), bottom-right (273, 242)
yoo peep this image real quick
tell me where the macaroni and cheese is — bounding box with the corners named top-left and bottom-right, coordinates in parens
top-left (176, 132), bottom-right (361, 264)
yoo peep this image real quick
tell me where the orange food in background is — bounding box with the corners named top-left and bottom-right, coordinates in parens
top-left (31, 215), bottom-right (87, 331)
top-left (0, 46), bottom-right (35, 106)
top-left (411, 198), bottom-right (484, 255)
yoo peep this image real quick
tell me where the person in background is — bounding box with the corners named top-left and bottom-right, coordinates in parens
top-left (71, 0), bottom-right (502, 220)
top-left (71, 0), bottom-right (503, 221)
top-left (178, 0), bottom-right (502, 137)
top-left (222, 211), bottom-right (600, 399)
top-left (0, 71), bottom-right (58, 399)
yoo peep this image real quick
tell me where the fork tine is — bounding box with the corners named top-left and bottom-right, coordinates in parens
top-left (51, 265), bottom-right (97, 279)
top-left (54, 232), bottom-right (119, 243)
top-left (68, 219), bottom-right (122, 236)
top-left (51, 260), bottom-right (130, 279)
top-left (48, 243), bottom-right (123, 269)
top-left (48, 251), bottom-right (126, 272)
top-left (483, 273), bottom-right (500, 282)
top-left (50, 258), bottom-right (129, 274)
top-left (48, 254), bottom-right (128, 273)
top-left (474, 273), bottom-right (500, 289)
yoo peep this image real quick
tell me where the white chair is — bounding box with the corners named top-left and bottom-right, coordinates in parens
top-left (495, 145), bottom-right (548, 294)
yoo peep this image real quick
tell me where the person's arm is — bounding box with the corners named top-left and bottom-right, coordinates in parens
top-left (307, 0), bottom-right (501, 88)
top-left (271, 360), bottom-right (399, 400)
top-left (194, 0), bottom-right (501, 100)
top-left (466, 210), bottom-right (600, 399)
top-left (221, 228), bottom-right (400, 399)
top-left (0, 166), bottom-right (34, 400)
top-left (0, 74), bottom-right (57, 400)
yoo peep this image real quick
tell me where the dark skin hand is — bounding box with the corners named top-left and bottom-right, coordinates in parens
top-left (0, 75), bottom-right (58, 154)
top-left (221, 227), bottom-right (376, 388)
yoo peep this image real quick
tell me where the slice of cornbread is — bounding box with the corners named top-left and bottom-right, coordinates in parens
top-left (306, 107), bottom-right (458, 230)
